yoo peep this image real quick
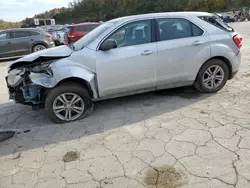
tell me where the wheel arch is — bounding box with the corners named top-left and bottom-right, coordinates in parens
top-left (197, 56), bottom-right (233, 80)
top-left (56, 77), bottom-right (94, 98)
top-left (32, 42), bottom-right (48, 52)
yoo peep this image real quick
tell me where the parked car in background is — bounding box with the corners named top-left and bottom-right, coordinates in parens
top-left (6, 12), bottom-right (242, 123)
top-left (66, 23), bottom-right (100, 44)
top-left (0, 28), bottom-right (54, 60)
top-left (215, 13), bottom-right (223, 19)
top-left (222, 14), bottom-right (235, 23)
top-left (57, 27), bottom-right (69, 45)
top-left (47, 28), bottom-right (60, 46)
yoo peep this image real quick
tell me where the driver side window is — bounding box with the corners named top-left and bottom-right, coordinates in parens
top-left (107, 20), bottom-right (151, 48)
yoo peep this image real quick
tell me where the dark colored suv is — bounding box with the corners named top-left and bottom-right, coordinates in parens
top-left (66, 23), bottom-right (100, 44)
top-left (0, 28), bottom-right (55, 60)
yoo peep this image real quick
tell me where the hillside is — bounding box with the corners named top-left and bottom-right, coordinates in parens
top-left (26, 0), bottom-right (250, 27)
top-left (2, 0), bottom-right (250, 29)
top-left (0, 20), bottom-right (21, 30)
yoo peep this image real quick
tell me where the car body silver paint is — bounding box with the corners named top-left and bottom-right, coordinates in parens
top-left (29, 57), bottom-right (98, 98)
top-left (8, 12), bottom-right (242, 102)
top-left (10, 45), bottom-right (72, 67)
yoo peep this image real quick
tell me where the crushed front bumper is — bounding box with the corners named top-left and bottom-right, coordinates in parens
top-left (6, 77), bottom-right (42, 105)
top-left (5, 69), bottom-right (55, 106)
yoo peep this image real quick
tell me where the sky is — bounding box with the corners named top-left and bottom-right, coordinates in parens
top-left (0, 0), bottom-right (71, 22)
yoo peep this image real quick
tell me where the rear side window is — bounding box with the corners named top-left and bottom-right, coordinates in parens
top-left (0, 31), bottom-right (10, 40)
top-left (12, 31), bottom-right (30, 38)
top-left (158, 18), bottom-right (204, 41)
top-left (199, 15), bottom-right (234, 32)
top-left (30, 31), bottom-right (40, 36)
top-left (76, 25), bottom-right (88, 32)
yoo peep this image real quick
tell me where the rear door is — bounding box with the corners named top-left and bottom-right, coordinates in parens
top-left (0, 31), bottom-right (12, 58)
top-left (10, 30), bottom-right (31, 56)
top-left (156, 18), bottom-right (211, 88)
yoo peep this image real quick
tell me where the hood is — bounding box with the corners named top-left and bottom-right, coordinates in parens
top-left (10, 45), bottom-right (73, 69)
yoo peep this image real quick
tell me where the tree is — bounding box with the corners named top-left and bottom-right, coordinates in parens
top-left (9, 0), bottom-right (250, 29)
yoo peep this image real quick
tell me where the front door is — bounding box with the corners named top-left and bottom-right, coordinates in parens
top-left (0, 31), bottom-right (12, 58)
top-left (9, 30), bottom-right (31, 56)
top-left (156, 18), bottom-right (211, 87)
top-left (96, 19), bottom-right (157, 97)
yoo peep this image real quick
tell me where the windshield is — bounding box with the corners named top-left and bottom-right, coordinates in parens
top-left (73, 22), bottom-right (115, 51)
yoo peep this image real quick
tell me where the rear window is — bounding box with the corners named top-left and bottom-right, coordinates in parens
top-left (67, 26), bottom-right (74, 33)
top-left (199, 15), bottom-right (234, 32)
top-left (75, 24), bottom-right (99, 32)
top-left (76, 25), bottom-right (88, 32)
top-left (30, 31), bottom-right (40, 36)
top-left (12, 31), bottom-right (30, 38)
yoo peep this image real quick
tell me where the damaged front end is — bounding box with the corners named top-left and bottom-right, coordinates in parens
top-left (6, 60), bottom-right (56, 108)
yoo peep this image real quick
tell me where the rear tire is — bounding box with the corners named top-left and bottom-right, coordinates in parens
top-left (194, 59), bottom-right (229, 93)
top-left (32, 44), bottom-right (46, 52)
top-left (45, 83), bottom-right (93, 124)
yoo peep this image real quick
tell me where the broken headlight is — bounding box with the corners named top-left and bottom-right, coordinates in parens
top-left (7, 68), bottom-right (25, 86)
top-left (30, 61), bottom-right (53, 76)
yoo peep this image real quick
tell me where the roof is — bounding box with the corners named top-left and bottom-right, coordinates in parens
top-left (109, 11), bottom-right (213, 23)
top-left (70, 22), bottom-right (100, 26)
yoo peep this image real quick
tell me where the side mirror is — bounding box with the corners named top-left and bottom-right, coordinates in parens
top-left (100, 39), bottom-right (117, 51)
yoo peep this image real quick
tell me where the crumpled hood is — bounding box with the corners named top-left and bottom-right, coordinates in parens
top-left (10, 45), bottom-right (73, 69)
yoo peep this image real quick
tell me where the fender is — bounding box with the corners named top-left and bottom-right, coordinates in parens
top-left (210, 38), bottom-right (241, 73)
top-left (29, 59), bottom-right (99, 99)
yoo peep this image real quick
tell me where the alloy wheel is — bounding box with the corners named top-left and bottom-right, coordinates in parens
top-left (52, 93), bottom-right (85, 121)
top-left (34, 45), bottom-right (46, 52)
top-left (202, 65), bottom-right (225, 90)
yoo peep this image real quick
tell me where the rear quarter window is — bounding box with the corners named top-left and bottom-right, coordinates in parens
top-left (76, 25), bottom-right (88, 32)
top-left (30, 31), bottom-right (40, 36)
top-left (191, 23), bottom-right (204, 36)
top-left (199, 15), bottom-right (234, 32)
top-left (12, 31), bottom-right (30, 38)
top-left (86, 25), bottom-right (99, 31)
top-left (67, 26), bottom-right (74, 33)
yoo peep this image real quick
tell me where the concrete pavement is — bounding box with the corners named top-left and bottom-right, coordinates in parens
top-left (1, 22), bottom-right (250, 188)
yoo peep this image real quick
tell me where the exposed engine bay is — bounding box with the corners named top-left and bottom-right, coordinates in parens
top-left (6, 58), bottom-right (61, 108)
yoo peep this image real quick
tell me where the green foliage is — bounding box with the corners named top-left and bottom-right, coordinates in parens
top-left (2, 0), bottom-right (250, 29)
top-left (0, 20), bottom-right (21, 30)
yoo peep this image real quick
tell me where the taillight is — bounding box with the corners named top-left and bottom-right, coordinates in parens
top-left (233, 35), bottom-right (243, 49)
top-left (46, 34), bottom-right (52, 39)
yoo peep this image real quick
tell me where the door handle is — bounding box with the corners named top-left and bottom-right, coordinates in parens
top-left (141, 50), bottom-right (153, 56)
top-left (192, 41), bottom-right (204, 46)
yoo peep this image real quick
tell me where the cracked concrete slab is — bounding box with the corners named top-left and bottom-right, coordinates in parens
top-left (1, 22), bottom-right (250, 188)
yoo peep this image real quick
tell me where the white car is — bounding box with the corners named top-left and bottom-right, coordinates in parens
top-left (57, 27), bottom-right (69, 45)
top-left (6, 12), bottom-right (242, 123)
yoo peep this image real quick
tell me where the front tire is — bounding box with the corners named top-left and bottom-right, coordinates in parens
top-left (45, 83), bottom-right (93, 124)
top-left (194, 59), bottom-right (229, 93)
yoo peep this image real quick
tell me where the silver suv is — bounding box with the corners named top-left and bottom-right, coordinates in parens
top-left (0, 28), bottom-right (55, 60)
top-left (6, 12), bottom-right (242, 123)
